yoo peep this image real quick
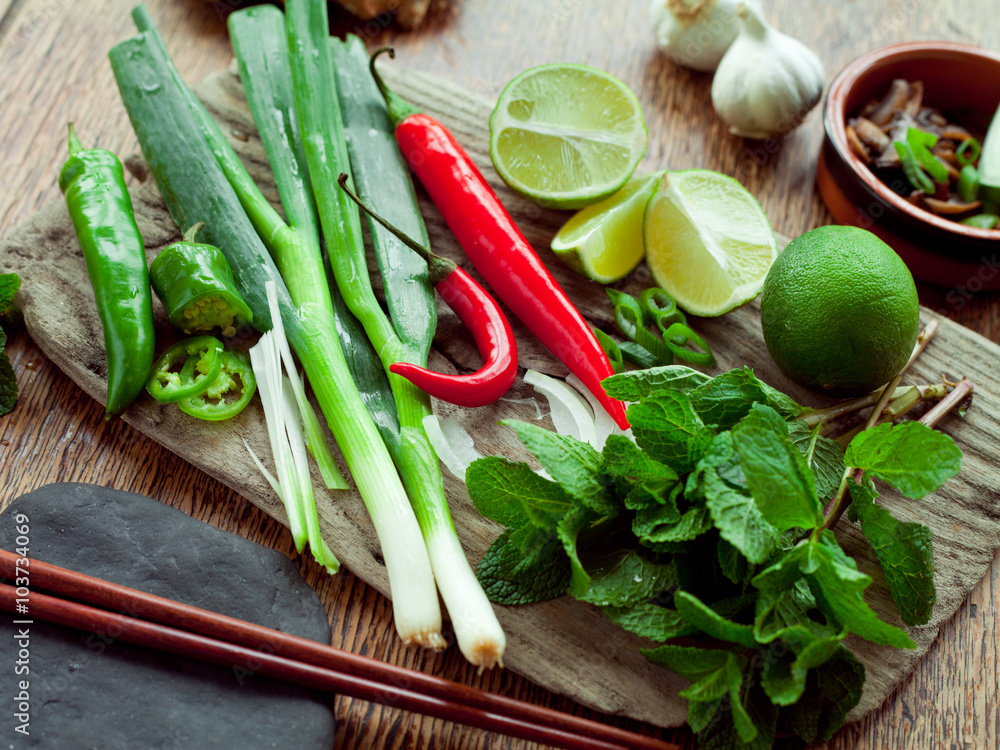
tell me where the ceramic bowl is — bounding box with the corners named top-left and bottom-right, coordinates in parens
top-left (817, 41), bottom-right (1000, 289)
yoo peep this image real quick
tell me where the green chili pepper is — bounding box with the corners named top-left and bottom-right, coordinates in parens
top-left (594, 329), bottom-right (625, 374)
top-left (58, 123), bottom-right (155, 418)
top-left (894, 140), bottom-right (936, 195)
top-left (150, 223), bottom-right (253, 337)
top-left (905, 128), bottom-right (949, 185)
top-left (178, 349), bottom-right (256, 421)
top-left (662, 323), bottom-right (717, 367)
top-left (639, 287), bottom-right (688, 344)
top-left (608, 290), bottom-right (674, 366)
top-left (957, 165), bottom-right (980, 203)
top-left (956, 137), bottom-right (981, 167)
top-left (619, 341), bottom-right (661, 369)
top-left (960, 213), bottom-right (999, 229)
top-left (146, 336), bottom-right (224, 403)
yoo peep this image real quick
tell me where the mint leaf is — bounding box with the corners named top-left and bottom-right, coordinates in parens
top-left (780, 646), bottom-right (864, 744)
top-left (689, 367), bottom-right (798, 429)
top-left (733, 404), bottom-right (823, 531)
top-left (576, 551), bottom-right (675, 607)
top-left (674, 591), bottom-right (756, 647)
top-left (845, 421), bottom-right (962, 499)
top-left (679, 651), bottom-right (744, 704)
top-left (754, 578), bottom-right (825, 645)
top-left (625, 478), bottom-right (680, 511)
top-left (557, 506), bottom-right (598, 597)
top-left (0, 274), bottom-right (18, 416)
top-left (640, 644), bottom-right (732, 682)
top-left (687, 661), bottom-right (776, 748)
top-left (601, 435), bottom-right (678, 483)
top-left (602, 365), bottom-right (712, 401)
top-left (717, 538), bottom-right (750, 584)
top-left (850, 479), bottom-right (936, 626)
top-left (632, 491), bottom-right (682, 534)
top-left (806, 531), bottom-right (915, 649)
top-left (0, 352), bottom-right (16, 416)
top-left (697, 432), bottom-right (781, 564)
top-left (629, 390), bottom-right (714, 473)
top-left (502, 420), bottom-right (616, 515)
top-left (788, 420), bottom-right (847, 502)
top-left (761, 630), bottom-right (845, 705)
top-left (604, 601), bottom-right (698, 641)
top-left (640, 505), bottom-right (713, 544)
top-left (466, 456), bottom-right (574, 532)
top-left (753, 533), bottom-right (914, 648)
top-left (0, 274), bottom-right (19, 311)
top-left (476, 527), bottom-right (570, 604)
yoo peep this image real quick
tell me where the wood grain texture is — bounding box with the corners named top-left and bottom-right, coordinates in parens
top-left (2, 1), bottom-right (999, 748)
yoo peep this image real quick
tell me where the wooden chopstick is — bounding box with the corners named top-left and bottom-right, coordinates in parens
top-left (0, 551), bottom-right (678, 750)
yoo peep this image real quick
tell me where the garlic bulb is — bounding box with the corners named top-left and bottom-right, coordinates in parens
top-left (648, 0), bottom-right (763, 73)
top-left (710, 3), bottom-right (825, 139)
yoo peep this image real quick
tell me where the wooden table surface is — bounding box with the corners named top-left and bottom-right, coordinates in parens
top-left (1, 0), bottom-right (997, 748)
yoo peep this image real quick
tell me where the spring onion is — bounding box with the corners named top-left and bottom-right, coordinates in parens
top-left (114, 6), bottom-right (444, 648)
top-left (282, 0), bottom-right (504, 668)
top-left (420, 414), bottom-right (484, 483)
top-left (895, 140), bottom-right (936, 194)
top-left (906, 127), bottom-right (949, 185)
top-left (979, 103), bottom-right (1000, 213)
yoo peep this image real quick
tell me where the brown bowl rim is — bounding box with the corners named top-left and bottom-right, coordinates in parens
top-left (824, 40), bottom-right (1000, 241)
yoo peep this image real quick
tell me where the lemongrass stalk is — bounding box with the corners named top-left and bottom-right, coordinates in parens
top-left (285, 0), bottom-right (505, 667)
top-left (114, 9), bottom-right (442, 646)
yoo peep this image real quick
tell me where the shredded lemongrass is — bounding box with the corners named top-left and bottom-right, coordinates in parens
top-left (525, 369), bottom-right (598, 446)
top-left (421, 414), bottom-right (483, 483)
top-left (248, 282), bottom-right (340, 573)
top-left (566, 372), bottom-right (631, 449)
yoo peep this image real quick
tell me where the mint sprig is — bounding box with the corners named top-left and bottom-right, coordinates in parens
top-left (467, 365), bottom-right (965, 747)
top-left (0, 273), bottom-right (21, 416)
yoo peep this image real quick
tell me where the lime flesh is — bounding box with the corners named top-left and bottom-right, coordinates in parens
top-left (551, 171), bottom-right (664, 283)
top-left (644, 170), bottom-right (778, 317)
top-left (489, 64), bottom-right (648, 209)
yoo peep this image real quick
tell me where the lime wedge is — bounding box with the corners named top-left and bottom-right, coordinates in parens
top-left (644, 170), bottom-right (778, 317)
top-left (489, 64), bottom-right (648, 209)
top-left (550, 171), bottom-right (664, 283)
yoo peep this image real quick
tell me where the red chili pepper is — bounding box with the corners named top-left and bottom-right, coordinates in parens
top-left (369, 49), bottom-right (630, 430)
top-left (337, 174), bottom-right (517, 408)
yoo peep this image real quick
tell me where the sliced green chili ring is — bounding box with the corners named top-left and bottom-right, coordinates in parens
top-left (594, 329), bottom-right (625, 374)
top-left (178, 349), bottom-right (257, 421)
top-left (662, 323), bottom-right (716, 367)
top-left (895, 141), bottom-right (935, 195)
top-left (960, 213), bottom-right (999, 229)
top-left (617, 305), bottom-right (675, 366)
top-left (957, 165), bottom-right (980, 203)
top-left (905, 128), bottom-right (949, 185)
top-left (619, 341), bottom-right (661, 369)
top-left (147, 336), bottom-right (223, 404)
top-left (956, 137), bottom-right (981, 167)
top-left (639, 287), bottom-right (687, 343)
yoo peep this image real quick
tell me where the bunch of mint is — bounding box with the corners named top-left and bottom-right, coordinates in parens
top-left (0, 273), bottom-right (20, 416)
top-left (468, 366), bottom-right (962, 748)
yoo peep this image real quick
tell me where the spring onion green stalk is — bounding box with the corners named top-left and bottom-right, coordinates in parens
top-left (113, 8), bottom-right (444, 648)
top-left (285, 0), bottom-right (506, 667)
top-left (979, 103), bottom-right (1000, 214)
top-left (248, 282), bottom-right (340, 573)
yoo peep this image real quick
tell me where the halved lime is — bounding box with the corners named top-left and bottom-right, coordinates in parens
top-left (551, 171), bottom-right (664, 283)
top-left (644, 170), bottom-right (778, 317)
top-left (489, 64), bottom-right (648, 209)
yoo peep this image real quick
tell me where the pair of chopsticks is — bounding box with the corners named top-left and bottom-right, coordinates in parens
top-left (0, 550), bottom-right (678, 750)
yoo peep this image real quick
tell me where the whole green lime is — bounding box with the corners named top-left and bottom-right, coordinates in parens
top-left (760, 226), bottom-right (919, 397)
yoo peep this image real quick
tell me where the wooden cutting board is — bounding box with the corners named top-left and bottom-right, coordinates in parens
top-left (4, 61), bottom-right (1000, 729)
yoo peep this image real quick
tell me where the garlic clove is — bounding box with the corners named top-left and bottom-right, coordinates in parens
top-left (710, 2), bottom-right (825, 140)
top-left (649, 0), bottom-right (764, 73)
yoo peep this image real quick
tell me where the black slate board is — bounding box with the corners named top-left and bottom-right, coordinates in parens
top-left (0, 483), bottom-right (336, 749)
